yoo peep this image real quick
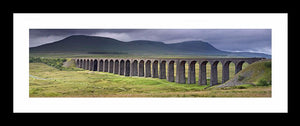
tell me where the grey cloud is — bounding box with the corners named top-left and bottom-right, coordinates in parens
top-left (29, 29), bottom-right (271, 55)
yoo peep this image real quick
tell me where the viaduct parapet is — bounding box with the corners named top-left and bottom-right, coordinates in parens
top-left (73, 57), bottom-right (265, 86)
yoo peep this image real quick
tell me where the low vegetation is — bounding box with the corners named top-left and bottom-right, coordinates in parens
top-left (29, 61), bottom-right (271, 97)
top-left (30, 57), bottom-right (66, 70)
top-left (29, 57), bottom-right (82, 71)
top-left (216, 60), bottom-right (272, 88)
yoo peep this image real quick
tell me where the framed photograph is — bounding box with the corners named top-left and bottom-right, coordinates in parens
top-left (13, 13), bottom-right (287, 113)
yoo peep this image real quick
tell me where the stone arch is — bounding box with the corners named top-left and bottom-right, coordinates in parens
top-left (125, 60), bottom-right (130, 76)
top-left (114, 60), bottom-right (119, 74)
top-left (235, 61), bottom-right (245, 74)
top-left (104, 59), bottom-right (108, 72)
top-left (99, 59), bottom-right (104, 71)
top-left (199, 61), bottom-right (208, 85)
top-left (145, 60), bottom-right (151, 77)
top-left (167, 60), bottom-right (175, 82)
top-left (80, 59), bottom-right (83, 68)
top-left (138, 60), bottom-right (144, 77)
top-left (131, 60), bottom-right (138, 76)
top-left (76, 59), bottom-right (80, 68)
top-left (187, 61), bottom-right (197, 84)
top-left (89, 59), bottom-right (94, 71)
top-left (221, 60), bottom-right (233, 83)
top-left (159, 60), bottom-right (166, 79)
top-left (109, 59), bottom-right (114, 73)
top-left (152, 60), bottom-right (159, 78)
top-left (86, 59), bottom-right (90, 70)
top-left (176, 60), bottom-right (186, 84)
top-left (209, 61), bottom-right (219, 86)
top-left (93, 59), bottom-right (98, 71)
top-left (83, 59), bottom-right (86, 69)
top-left (119, 60), bottom-right (125, 75)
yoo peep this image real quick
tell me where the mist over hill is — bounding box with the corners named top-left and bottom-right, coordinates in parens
top-left (30, 35), bottom-right (271, 58)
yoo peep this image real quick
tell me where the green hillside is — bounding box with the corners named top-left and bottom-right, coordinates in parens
top-left (216, 60), bottom-right (271, 88)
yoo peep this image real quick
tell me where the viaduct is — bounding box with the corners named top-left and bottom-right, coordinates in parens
top-left (73, 58), bottom-right (264, 86)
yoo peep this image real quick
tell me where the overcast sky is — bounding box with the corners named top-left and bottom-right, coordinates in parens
top-left (29, 29), bottom-right (272, 55)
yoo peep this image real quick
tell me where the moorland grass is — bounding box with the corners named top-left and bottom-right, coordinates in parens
top-left (29, 63), bottom-right (270, 97)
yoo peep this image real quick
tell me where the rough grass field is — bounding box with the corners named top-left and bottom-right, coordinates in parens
top-left (29, 62), bottom-right (271, 97)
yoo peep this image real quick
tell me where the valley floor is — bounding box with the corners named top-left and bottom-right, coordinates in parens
top-left (29, 63), bottom-right (271, 97)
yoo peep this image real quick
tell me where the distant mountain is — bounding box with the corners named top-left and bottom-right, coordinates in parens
top-left (30, 35), bottom-right (271, 58)
top-left (169, 41), bottom-right (226, 54)
top-left (30, 35), bottom-right (126, 52)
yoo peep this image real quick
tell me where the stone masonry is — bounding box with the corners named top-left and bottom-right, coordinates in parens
top-left (74, 58), bottom-right (264, 86)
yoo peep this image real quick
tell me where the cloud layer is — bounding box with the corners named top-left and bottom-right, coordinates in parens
top-left (29, 29), bottom-right (271, 55)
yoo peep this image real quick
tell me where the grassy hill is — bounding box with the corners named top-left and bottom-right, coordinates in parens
top-left (30, 35), bottom-right (126, 53)
top-left (216, 60), bottom-right (272, 88)
top-left (30, 35), bottom-right (271, 58)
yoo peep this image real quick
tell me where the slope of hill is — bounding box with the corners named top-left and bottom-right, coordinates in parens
top-left (30, 35), bottom-right (271, 58)
top-left (30, 35), bottom-right (126, 53)
top-left (216, 60), bottom-right (272, 88)
top-left (168, 41), bottom-right (226, 55)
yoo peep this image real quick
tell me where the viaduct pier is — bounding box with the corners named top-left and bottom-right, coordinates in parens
top-left (74, 58), bottom-right (264, 86)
